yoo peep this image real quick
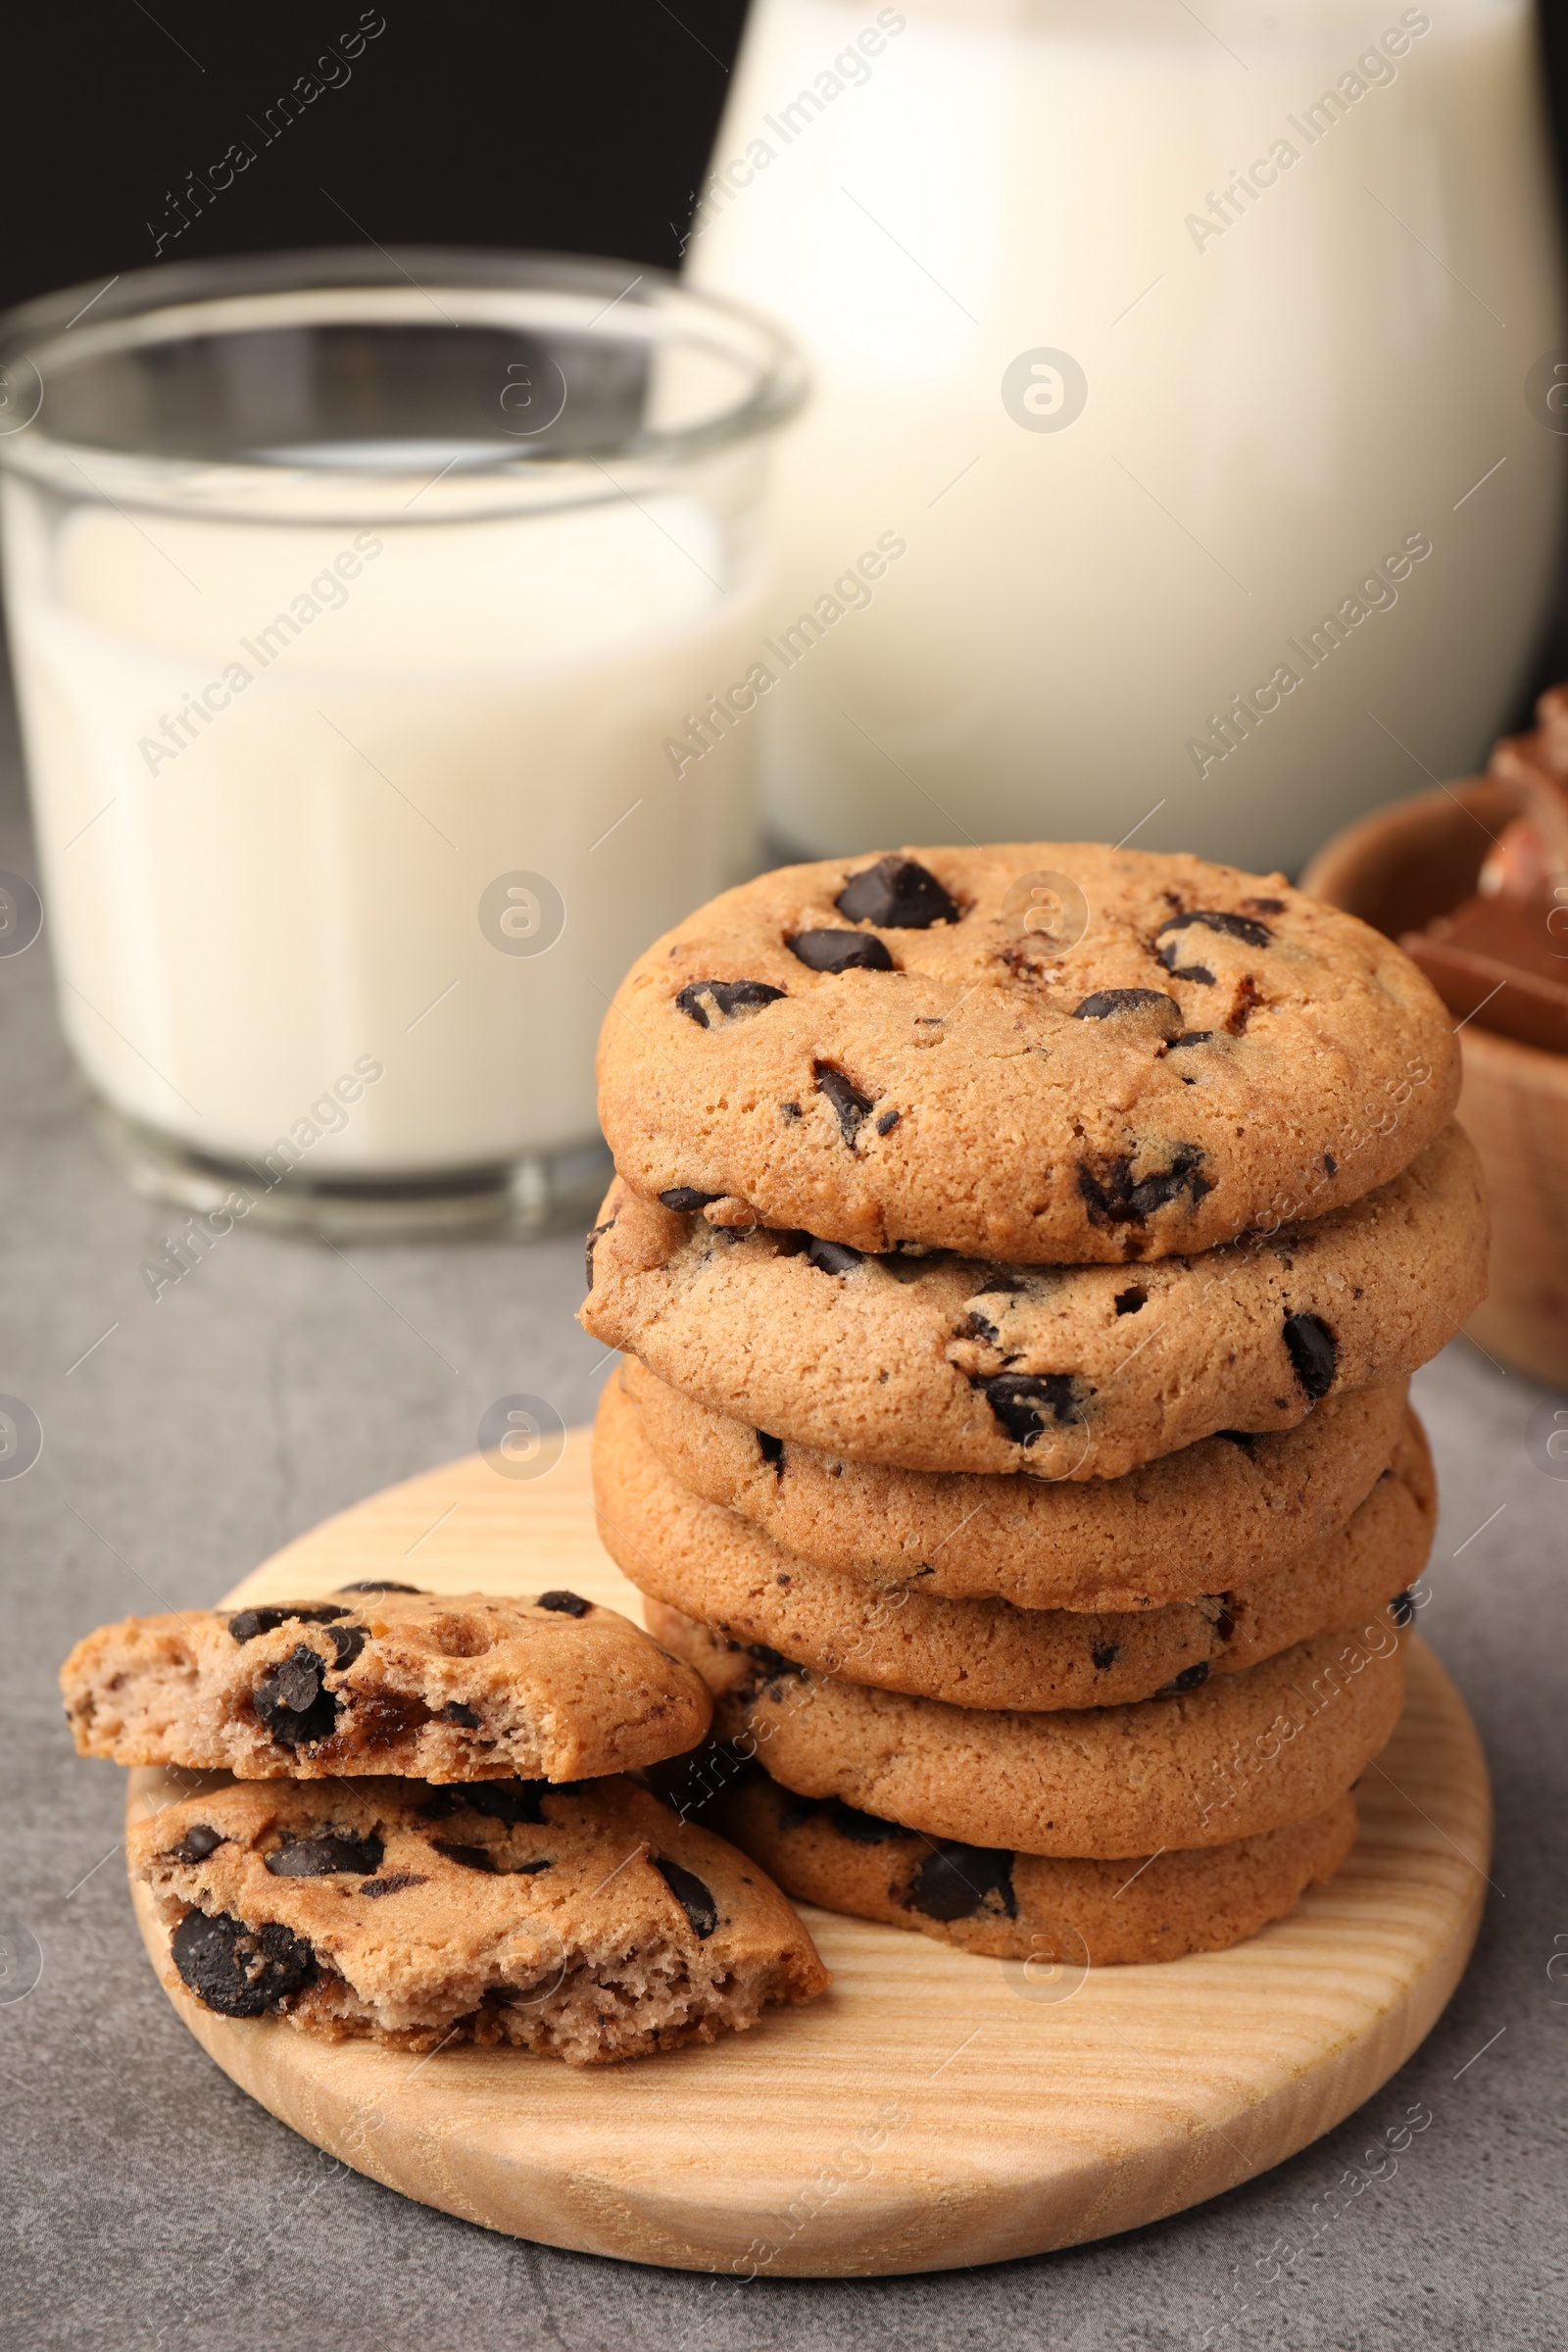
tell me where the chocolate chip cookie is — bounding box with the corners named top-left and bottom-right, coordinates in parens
top-left (129, 1772), bottom-right (827, 2061)
top-left (63, 1588), bottom-right (710, 1783)
top-left (596, 845), bottom-right (1459, 1264)
top-left (702, 1760), bottom-right (1358, 1966)
top-left (615, 1355), bottom-right (1411, 1610)
top-left (647, 1602), bottom-right (1405, 1856)
top-left (580, 1124), bottom-right (1485, 1479)
top-left (595, 1372), bottom-right (1432, 1708)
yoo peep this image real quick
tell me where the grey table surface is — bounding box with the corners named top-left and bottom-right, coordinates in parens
top-left (0, 673), bottom-right (1564, 2352)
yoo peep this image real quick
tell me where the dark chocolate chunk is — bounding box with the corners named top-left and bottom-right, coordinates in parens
top-left (1113, 1286), bottom-right (1146, 1315)
top-left (660, 1187), bottom-right (722, 1212)
top-left (442, 1701), bottom-right (481, 1727)
top-left (1071, 989), bottom-right (1182, 1028)
top-left (512, 1858), bottom-right (554, 1877)
top-left (360, 1873), bottom-right (429, 1899)
top-left (1156, 907), bottom-right (1273, 950)
top-left (835, 854), bottom-right (960, 929)
top-left (466, 1782), bottom-right (549, 1826)
top-left (584, 1213), bottom-right (616, 1287)
top-left (1156, 951), bottom-right (1215, 984)
top-left (906, 1840), bottom-right (1016, 1924)
top-left (253, 1644), bottom-right (339, 1748)
top-left (266, 1831), bottom-right (385, 1878)
top-left (654, 1856), bottom-right (719, 1938)
top-left (1091, 1642), bottom-right (1120, 1671)
top-left (1282, 1311), bottom-right (1337, 1400)
top-left (1323, 1152), bottom-right (1338, 1175)
top-left (961, 1308), bottom-right (1001, 1344)
top-left (167, 1824), bottom-right (225, 1865)
top-left (1077, 1147), bottom-right (1213, 1228)
top-left (875, 1108), bottom-right (901, 1135)
top-left (325, 1624), bottom-right (367, 1671)
top-left (171, 1908), bottom-right (316, 2019)
top-left (813, 1061), bottom-right (874, 1145)
top-left (980, 1372), bottom-right (1080, 1446)
top-left (674, 978), bottom-right (785, 1028)
top-left (431, 1840), bottom-right (495, 1873)
top-left (333, 1581), bottom-right (425, 1595)
top-left (757, 1429), bottom-right (785, 1476)
top-left (227, 1603), bottom-right (348, 1644)
top-left (1388, 1590), bottom-right (1415, 1629)
top-left (536, 1589), bottom-right (591, 1617)
top-left (1166, 1031), bottom-right (1214, 1052)
top-left (787, 929), bottom-right (896, 974)
top-left (806, 1236), bottom-right (863, 1276)
top-left (1158, 1661), bottom-right (1211, 1694)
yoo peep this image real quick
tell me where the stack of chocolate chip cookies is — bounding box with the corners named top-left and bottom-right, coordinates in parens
top-left (583, 843), bottom-right (1488, 1966)
top-left (61, 1585), bottom-right (827, 2058)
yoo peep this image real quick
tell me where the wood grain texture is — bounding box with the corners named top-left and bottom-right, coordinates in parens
top-left (125, 1432), bottom-right (1493, 2277)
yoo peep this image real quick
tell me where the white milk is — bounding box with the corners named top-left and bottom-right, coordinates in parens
top-left (3, 480), bottom-right (759, 1173)
top-left (690, 0), bottom-right (1566, 872)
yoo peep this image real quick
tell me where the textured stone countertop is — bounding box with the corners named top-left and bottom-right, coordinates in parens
top-left (0, 688), bottom-right (1563, 2352)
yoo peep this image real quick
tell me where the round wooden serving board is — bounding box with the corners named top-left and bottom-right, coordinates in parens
top-left (126, 1430), bottom-right (1493, 2277)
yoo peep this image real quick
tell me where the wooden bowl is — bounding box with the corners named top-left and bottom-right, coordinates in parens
top-left (1301, 779), bottom-right (1568, 1387)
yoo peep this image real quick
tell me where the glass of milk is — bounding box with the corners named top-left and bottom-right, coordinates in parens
top-left (689, 0), bottom-right (1566, 874)
top-left (0, 249), bottom-right (804, 1236)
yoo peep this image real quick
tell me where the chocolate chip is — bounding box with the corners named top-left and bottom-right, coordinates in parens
top-left (660, 1187), bottom-right (722, 1211)
top-left (442, 1701), bottom-right (481, 1727)
top-left (1077, 1148), bottom-right (1212, 1228)
top-left (1091, 1642), bottom-right (1120, 1671)
top-left (466, 1782), bottom-right (549, 1826)
top-left (512, 1858), bottom-right (554, 1877)
top-left (360, 1873), bottom-right (429, 1899)
top-left (325, 1625), bottom-right (367, 1670)
top-left (1156, 951), bottom-right (1214, 984)
top-left (1165, 1031), bottom-right (1214, 1052)
top-left (226, 1603), bottom-right (349, 1644)
top-left (906, 1840), bottom-right (1016, 1923)
top-left (266, 1832), bottom-right (385, 1878)
top-left (1323, 1152), bottom-right (1338, 1175)
top-left (875, 1108), bottom-right (901, 1135)
top-left (675, 978), bottom-right (786, 1028)
top-left (1156, 908), bottom-right (1273, 951)
top-left (1158, 1662), bottom-right (1210, 1694)
top-left (836, 855), bottom-right (960, 929)
top-left (1283, 1311), bottom-right (1337, 1400)
top-left (813, 1061), bottom-right (874, 1145)
top-left (961, 1308), bottom-right (1001, 1344)
top-left (584, 1213), bottom-right (616, 1287)
top-left (1242, 896), bottom-right (1286, 914)
top-left (654, 1857), bottom-right (719, 1938)
top-left (806, 1237), bottom-right (862, 1276)
top-left (757, 1429), bottom-right (785, 1477)
top-left (333, 1581), bottom-right (425, 1595)
top-left (979, 1372), bottom-right (1080, 1446)
top-left (253, 1644), bottom-right (339, 1748)
top-left (1113, 1287), bottom-right (1146, 1315)
top-left (779, 1101), bottom-right (801, 1119)
top-left (167, 1824), bottom-right (225, 1865)
top-left (172, 1908), bottom-right (316, 2018)
top-left (431, 1841), bottom-right (495, 1873)
top-left (1388, 1591), bottom-right (1415, 1628)
top-left (536, 1590), bottom-right (591, 1617)
top-left (787, 929), bottom-right (895, 974)
top-left (1071, 989), bottom-right (1182, 1030)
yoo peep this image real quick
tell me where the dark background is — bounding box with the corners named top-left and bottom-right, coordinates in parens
top-left (1, 1), bottom-right (1554, 316)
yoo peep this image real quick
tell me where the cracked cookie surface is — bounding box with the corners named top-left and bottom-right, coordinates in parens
top-left (63, 1588), bottom-right (710, 1783)
top-left (579, 1124), bottom-right (1485, 1479)
top-left (130, 1772), bottom-right (826, 2061)
top-left (596, 844), bottom-right (1459, 1264)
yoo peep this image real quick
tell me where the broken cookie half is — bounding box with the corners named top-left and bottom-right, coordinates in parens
top-left (130, 1772), bottom-right (827, 2063)
top-left (61, 1587), bottom-right (710, 1783)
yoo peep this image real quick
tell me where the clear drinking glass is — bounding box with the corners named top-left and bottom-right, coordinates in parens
top-left (0, 249), bottom-right (805, 1237)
